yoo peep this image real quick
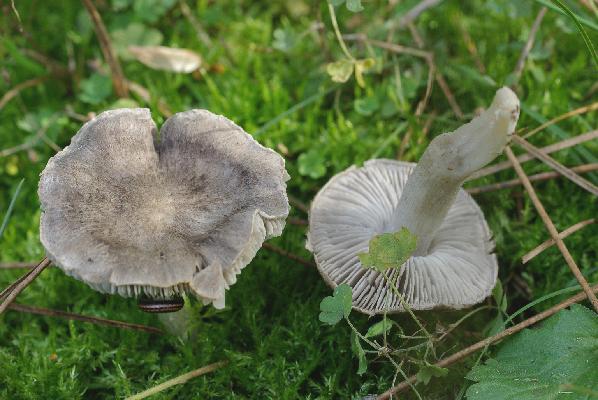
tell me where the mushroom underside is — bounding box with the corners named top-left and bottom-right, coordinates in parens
top-left (39, 109), bottom-right (289, 307)
top-left (307, 159), bottom-right (497, 315)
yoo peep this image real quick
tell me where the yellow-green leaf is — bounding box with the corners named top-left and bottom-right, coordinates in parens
top-left (326, 59), bottom-right (354, 83)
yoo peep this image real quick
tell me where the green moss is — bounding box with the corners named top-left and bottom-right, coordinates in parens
top-left (1, 0), bottom-right (596, 398)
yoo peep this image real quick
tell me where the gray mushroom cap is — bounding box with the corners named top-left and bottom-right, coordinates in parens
top-left (39, 108), bottom-right (289, 309)
top-left (307, 160), bottom-right (497, 315)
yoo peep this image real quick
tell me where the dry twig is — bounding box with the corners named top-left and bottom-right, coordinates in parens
top-left (0, 114), bottom-right (61, 158)
top-left (408, 23), bottom-right (464, 119)
top-left (511, 7), bottom-right (547, 85)
top-left (504, 146), bottom-right (598, 312)
top-left (342, 35), bottom-right (431, 59)
top-left (458, 22), bottom-right (486, 73)
top-left (523, 102), bottom-right (598, 139)
top-left (126, 361), bottom-right (227, 400)
top-left (180, 1), bottom-right (212, 46)
top-left (468, 129), bottom-right (598, 180)
top-left (288, 194), bottom-right (309, 214)
top-left (82, 0), bottom-right (128, 97)
top-left (392, 0), bottom-right (444, 29)
top-left (511, 135), bottom-right (598, 196)
top-left (0, 257), bottom-right (51, 315)
top-left (377, 283), bottom-right (598, 399)
top-left (0, 77), bottom-right (48, 111)
top-left (127, 81), bottom-right (173, 117)
top-left (522, 219), bottom-right (595, 263)
top-left (467, 163), bottom-right (598, 194)
top-left (7, 303), bottom-right (163, 334)
top-left (262, 243), bottom-right (315, 268)
top-left (0, 261), bottom-right (43, 269)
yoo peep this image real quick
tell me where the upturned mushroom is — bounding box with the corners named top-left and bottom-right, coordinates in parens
top-left (39, 108), bottom-right (289, 312)
top-left (307, 87), bottom-right (520, 315)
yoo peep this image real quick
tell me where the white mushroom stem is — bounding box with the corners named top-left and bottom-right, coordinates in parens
top-left (392, 87), bottom-right (520, 255)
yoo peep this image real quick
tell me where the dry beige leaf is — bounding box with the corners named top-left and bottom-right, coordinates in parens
top-left (127, 46), bottom-right (202, 73)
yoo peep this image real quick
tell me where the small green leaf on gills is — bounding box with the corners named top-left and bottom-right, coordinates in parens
top-left (358, 227), bottom-right (417, 272)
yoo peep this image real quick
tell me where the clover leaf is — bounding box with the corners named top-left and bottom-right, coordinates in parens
top-left (319, 283), bottom-right (353, 325)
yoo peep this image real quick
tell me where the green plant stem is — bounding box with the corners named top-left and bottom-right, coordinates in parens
top-left (0, 179), bottom-right (24, 239)
top-left (125, 361), bottom-right (227, 400)
top-left (382, 270), bottom-right (432, 340)
top-left (327, 2), bottom-right (355, 61)
top-left (345, 317), bottom-right (381, 350)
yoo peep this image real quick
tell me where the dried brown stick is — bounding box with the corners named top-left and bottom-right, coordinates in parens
top-left (0, 114), bottom-right (61, 158)
top-left (522, 219), bottom-right (595, 263)
top-left (407, 23), bottom-right (464, 119)
top-left (458, 23), bottom-right (486, 73)
top-left (342, 35), bottom-right (432, 59)
top-left (288, 217), bottom-right (308, 226)
top-left (180, 1), bottom-right (212, 46)
top-left (0, 268), bottom-right (38, 300)
top-left (505, 146), bottom-right (598, 312)
top-left (0, 261), bottom-right (43, 269)
top-left (7, 303), bottom-right (163, 334)
top-left (397, 61), bottom-right (434, 159)
top-left (288, 194), bottom-right (309, 214)
top-left (82, 0), bottom-right (128, 97)
top-left (262, 243), bottom-right (315, 268)
top-left (125, 361), bottom-right (227, 400)
top-left (377, 283), bottom-right (598, 399)
top-left (511, 135), bottom-right (598, 196)
top-left (523, 102), bottom-right (598, 139)
top-left (0, 262), bottom-right (32, 269)
top-left (512, 7), bottom-right (547, 85)
top-left (0, 257), bottom-right (51, 315)
top-left (468, 130), bottom-right (598, 180)
top-left (467, 163), bottom-right (598, 194)
top-left (21, 49), bottom-right (70, 77)
top-left (127, 81), bottom-right (173, 117)
top-left (393, 0), bottom-right (444, 29)
top-left (0, 76), bottom-right (47, 110)
top-left (433, 71), bottom-right (464, 119)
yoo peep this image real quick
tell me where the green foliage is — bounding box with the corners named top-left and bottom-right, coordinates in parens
top-left (78, 73), bottom-right (113, 105)
top-left (325, 58), bottom-right (375, 87)
top-left (330, 0), bottom-right (364, 13)
top-left (351, 331), bottom-right (367, 375)
top-left (0, 179), bottom-right (24, 240)
top-left (365, 317), bottom-right (393, 339)
top-left (326, 59), bottom-right (354, 83)
top-left (1, 0), bottom-right (597, 397)
top-left (467, 305), bottom-right (598, 399)
top-left (319, 284), bottom-right (352, 325)
top-left (110, 23), bottom-right (163, 58)
top-left (297, 148), bottom-right (327, 179)
top-left (358, 228), bottom-right (417, 272)
top-left (416, 363), bottom-right (449, 385)
top-left (544, 0), bottom-right (598, 67)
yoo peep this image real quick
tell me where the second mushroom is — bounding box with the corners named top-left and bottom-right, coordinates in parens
top-left (39, 109), bottom-right (289, 311)
top-left (307, 87), bottom-right (520, 315)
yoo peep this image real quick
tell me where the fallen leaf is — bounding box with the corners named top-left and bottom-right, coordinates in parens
top-left (128, 46), bottom-right (202, 73)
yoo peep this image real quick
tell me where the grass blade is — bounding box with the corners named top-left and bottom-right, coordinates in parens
top-left (0, 178), bottom-right (25, 240)
top-left (544, 0), bottom-right (598, 67)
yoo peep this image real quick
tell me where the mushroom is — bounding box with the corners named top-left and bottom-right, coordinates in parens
top-left (307, 87), bottom-right (520, 315)
top-left (39, 108), bottom-right (289, 311)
